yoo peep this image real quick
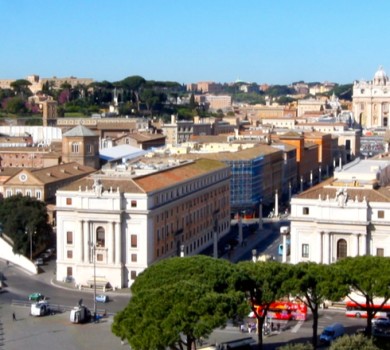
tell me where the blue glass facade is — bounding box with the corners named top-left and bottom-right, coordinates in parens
top-left (228, 155), bottom-right (264, 213)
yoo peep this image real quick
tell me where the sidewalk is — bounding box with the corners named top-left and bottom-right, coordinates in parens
top-left (221, 223), bottom-right (275, 263)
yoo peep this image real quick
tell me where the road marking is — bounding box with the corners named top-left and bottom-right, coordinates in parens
top-left (291, 320), bottom-right (304, 333)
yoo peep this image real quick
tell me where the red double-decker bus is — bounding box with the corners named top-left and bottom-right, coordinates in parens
top-left (345, 300), bottom-right (390, 319)
top-left (254, 301), bottom-right (307, 321)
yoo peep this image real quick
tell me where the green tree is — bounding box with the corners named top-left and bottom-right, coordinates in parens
top-left (10, 79), bottom-right (32, 97)
top-left (334, 256), bottom-right (390, 337)
top-left (140, 89), bottom-right (166, 114)
top-left (189, 93), bottom-right (196, 110)
top-left (235, 261), bottom-right (290, 350)
top-left (119, 76), bottom-right (146, 110)
top-left (0, 194), bottom-right (52, 256)
top-left (112, 256), bottom-right (243, 350)
top-left (330, 334), bottom-right (379, 350)
top-left (5, 96), bottom-right (27, 114)
top-left (286, 263), bottom-right (343, 349)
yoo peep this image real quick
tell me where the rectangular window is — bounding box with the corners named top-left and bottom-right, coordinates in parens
top-left (26, 189), bottom-right (32, 197)
top-left (66, 231), bottom-right (73, 245)
top-left (377, 248), bottom-right (384, 257)
top-left (36, 190), bottom-right (42, 199)
top-left (66, 198), bottom-right (72, 205)
top-left (378, 210), bottom-right (385, 219)
top-left (302, 244), bottom-right (309, 258)
top-left (67, 250), bottom-right (73, 259)
top-left (131, 200), bottom-right (137, 208)
top-left (130, 271), bottom-right (137, 280)
top-left (131, 234), bottom-right (137, 248)
top-left (131, 254), bottom-right (137, 262)
top-left (71, 143), bottom-right (79, 153)
top-left (67, 267), bottom-right (73, 277)
top-left (97, 254), bottom-right (103, 261)
top-left (86, 144), bottom-right (92, 153)
top-left (303, 207), bottom-right (309, 215)
top-left (6, 190), bottom-right (12, 197)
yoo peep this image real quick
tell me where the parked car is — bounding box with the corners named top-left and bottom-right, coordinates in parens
top-left (34, 258), bottom-right (44, 266)
top-left (28, 292), bottom-right (44, 301)
top-left (40, 252), bottom-right (51, 260)
top-left (95, 294), bottom-right (109, 303)
top-left (372, 317), bottom-right (390, 326)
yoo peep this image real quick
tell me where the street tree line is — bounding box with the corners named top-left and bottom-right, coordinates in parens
top-left (112, 255), bottom-right (390, 350)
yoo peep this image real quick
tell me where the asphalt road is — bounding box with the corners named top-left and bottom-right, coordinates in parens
top-left (0, 221), bottom-right (369, 350)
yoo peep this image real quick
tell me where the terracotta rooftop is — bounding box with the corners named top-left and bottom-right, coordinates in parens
top-left (59, 158), bottom-right (228, 194)
top-left (134, 158), bottom-right (228, 192)
top-left (28, 162), bottom-right (96, 184)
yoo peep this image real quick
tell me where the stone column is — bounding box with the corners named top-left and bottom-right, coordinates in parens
top-left (275, 190), bottom-right (279, 217)
top-left (318, 231), bottom-right (323, 264)
top-left (329, 232), bottom-right (334, 263)
top-left (110, 221), bottom-right (115, 264)
top-left (355, 234), bottom-right (360, 256)
top-left (79, 220), bottom-right (84, 262)
top-left (323, 231), bottom-right (330, 264)
top-left (84, 220), bottom-right (90, 263)
top-left (282, 232), bottom-right (288, 263)
top-left (115, 222), bottom-right (121, 265)
top-left (361, 232), bottom-right (367, 256)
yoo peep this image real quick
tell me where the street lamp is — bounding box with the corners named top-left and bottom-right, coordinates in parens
top-left (89, 242), bottom-right (97, 318)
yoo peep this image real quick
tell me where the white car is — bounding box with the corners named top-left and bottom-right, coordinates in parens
top-left (95, 294), bottom-right (109, 303)
top-left (34, 258), bottom-right (44, 266)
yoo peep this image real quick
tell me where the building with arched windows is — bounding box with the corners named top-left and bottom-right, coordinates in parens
top-left (55, 158), bottom-right (231, 289)
top-left (353, 66), bottom-right (390, 129)
top-left (289, 156), bottom-right (390, 264)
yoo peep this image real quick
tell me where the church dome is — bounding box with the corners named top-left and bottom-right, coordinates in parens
top-left (373, 66), bottom-right (388, 85)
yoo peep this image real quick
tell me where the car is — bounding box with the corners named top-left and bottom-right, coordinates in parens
top-left (95, 294), bottom-right (109, 303)
top-left (28, 292), bottom-right (44, 301)
top-left (40, 252), bottom-right (51, 260)
top-left (372, 317), bottom-right (390, 326)
top-left (34, 258), bottom-right (44, 266)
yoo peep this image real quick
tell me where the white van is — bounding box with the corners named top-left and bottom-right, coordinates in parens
top-left (320, 323), bottom-right (345, 344)
top-left (31, 301), bottom-right (50, 316)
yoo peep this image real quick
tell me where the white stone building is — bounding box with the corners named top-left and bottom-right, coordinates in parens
top-left (353, 66), bottom-right (390, 129)
top-left (55, 158), bottom-right (231, 289)
top-left (289, 156), bottom-right (390, 264)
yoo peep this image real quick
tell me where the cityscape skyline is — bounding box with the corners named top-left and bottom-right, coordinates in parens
top-left (2, 1), bottom-right (390, 85)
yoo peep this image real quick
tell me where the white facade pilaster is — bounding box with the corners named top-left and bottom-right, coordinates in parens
top-left (115, 222), bottom-right (121, 265)
top-left (79, 220), bottom-right (84, 262)
top-left (323, 231), bottom-right (330, 264)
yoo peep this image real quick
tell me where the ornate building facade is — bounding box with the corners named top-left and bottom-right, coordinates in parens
top-left (289, 156), bottom-right (390, 264)
top-left (55, 158), bottom-right (231, 289)
top-left (353, 66), bottom-right (390, 129)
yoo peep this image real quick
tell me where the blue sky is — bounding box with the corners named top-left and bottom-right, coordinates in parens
top-left (1, 1), bottom-right (390, 85)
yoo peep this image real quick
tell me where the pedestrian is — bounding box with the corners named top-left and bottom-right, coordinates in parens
top-left (12, 312), bottom-right (16, 321)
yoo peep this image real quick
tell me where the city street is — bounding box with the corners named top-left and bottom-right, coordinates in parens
top-left (0, 220), bottom-right (366, 350)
